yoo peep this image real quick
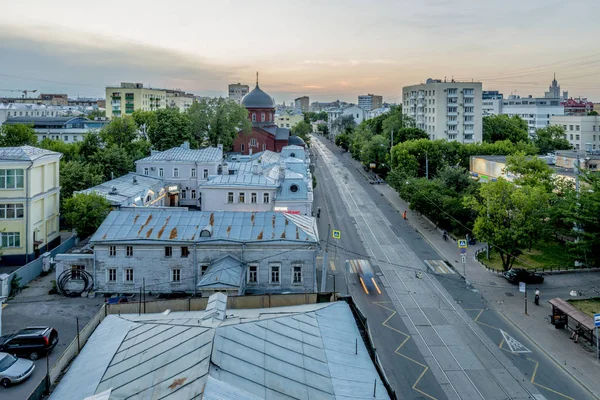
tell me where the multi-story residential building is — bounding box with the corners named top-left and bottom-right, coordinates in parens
top-left (0, 146), bottom-right (61, 265)
top-left (166, 89), bottom-right (195, 112)
top-left (228, 83), bottom-right (249, 104)
top-left (551, 115), bottom-right (600, 150)
top-left (327, 105), bottom-right (365, 136)
top-left (275, 112), bottom-right (304, 129)
top-left (3, 116), bottom-right (110, 143)
top-left (403, 78), bottom-right (483, 142)
top-left (502, 95), bottom-right (564, 136)
top-left (0, 104), bottom-right (60, 125)
top-left (366, 107), bottom-right (391, 120)
top-left (0, 94), bottom-right (68, 106)
top-left (105, 82), bottom-right (167, 118)
top-left (482, 91), bottom-right (503, 116)
top-left (358, 94), bottom-right (383, 112)
top-left (294, 96), bottom-right (309, 113)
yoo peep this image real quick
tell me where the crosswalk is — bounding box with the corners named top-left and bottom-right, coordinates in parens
top-left (424, 259), bottom-right (455, 274)
top-left (316, 257), bottom-right (344, 272)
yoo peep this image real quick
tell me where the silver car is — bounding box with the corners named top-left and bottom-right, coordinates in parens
top-left (0, 352), bottom-right (35, 388)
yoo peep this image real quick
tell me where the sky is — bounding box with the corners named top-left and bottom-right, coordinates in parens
top-left (1, 0), bottom-right (600, 104)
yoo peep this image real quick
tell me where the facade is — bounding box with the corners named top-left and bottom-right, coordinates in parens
top-left (402, 78), bottom-right (483, 142)
top-left (561, 98), bottom-right (594, 115)
top-left (0, 103), bottom-right (60, 125)
top-left (134, 142), bottom-right (224, 209)
top-left (366, 107), bottom-right (391, 120)
top-left (275, 112), bottom-right (304, 129)
top-left (327, 105), bottom-right (365, 135)
top-left (294, 96), bottom-right (309, 113)
top-left (228, 83), bottom-right (249, 104)
top-left (551, 115), bottom-right (600, 151)
top-left (358, 94), bottom-right (383, 112)
top-left (482, 91), bottom-right (503, 116)
top-left (105, 82), bottom-right (167, 118)
top-left (0, 94), bottom-right (67, 106)
top-left (59, 209), bottom-right (319, 295)
top-left (555, 150), bottom-right (600, 171)
top-left (78, 172), bottom-right (166, 209)
top-left (3, 116), bottom-right (110, 143)
top-left (0, 146), bottom-right (61, 265)
top-left (502, 95), bottom-right (564, 136)
top-left (166, 89), bottom-right (195, 112)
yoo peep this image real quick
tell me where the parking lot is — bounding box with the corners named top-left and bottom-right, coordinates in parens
top-left (1, 273), bottom-right (103, 399)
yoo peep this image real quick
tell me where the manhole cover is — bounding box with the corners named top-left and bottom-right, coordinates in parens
top-left (505, 292), bottom-right (515, 297)
top-left (488, 281), bottom-right (497, 286)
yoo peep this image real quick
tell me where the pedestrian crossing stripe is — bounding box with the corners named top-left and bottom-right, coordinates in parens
top-left (424, 260), bottom-right (455, 274)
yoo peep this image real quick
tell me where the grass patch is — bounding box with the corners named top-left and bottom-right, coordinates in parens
top-left (567, 298), bottom-right (600, 318)
top-left (477, 240), bottom-right (571, 271)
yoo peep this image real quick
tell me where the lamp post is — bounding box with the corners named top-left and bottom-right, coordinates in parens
top-left (0, 296), bottom-right (6, 337)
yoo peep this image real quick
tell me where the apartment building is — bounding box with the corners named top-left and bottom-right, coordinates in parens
top-left (3, 116), bottom-right (109, 143)
top-left (0, 104), bottom-right (60, 125)
top-left (166, 89), bottom-right (195, 112)
top-left (502, 95), bottom-right (564, 136)
top-left (551, 115), bottom-right (600, 151)
top-left (327, 105), bottom-right (365, 135)
top-left (358, 94), bottom-right (383, 112)
top-left (228, 83), bottom-right (249, 104)
top-left (0, 146), bottom-right (62, 265)
top-left (275, 112), bottom-right (304, 129)
top-left (294, 96), bottom-right (309, 113)
top-left (105, 82), bottom-right (167, 118)
top-left (482, 91), bottom-right (503, 116)
top-left (403, 79), bottom-right (483, 142)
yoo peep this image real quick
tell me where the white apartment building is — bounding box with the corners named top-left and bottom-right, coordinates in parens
top-left (166, 90), bottom-right (195, 112)
top-left (402, 79), bottom-right (483, 142)
top-left (0, 104), bottom-right (60, 125)
top-left (327, 105), bottom-right (365, 136)
top-left (358, 94), bottom-right (383, 112)
top-left (502, 95), bottom-right (564, 136)
top-left (228, 83), bottom-right (249, 104)
top-left (551, 115), bottom-right (600, 151)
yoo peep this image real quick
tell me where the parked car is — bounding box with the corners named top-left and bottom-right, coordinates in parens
top-left (503, 268), bottom-right (544, 284)
top-left (0, 327), bottom-right (59, 361)
top-left (0, 352), bottom-right (35, 388)
top-left (106, 296), bottom-right (129, 305)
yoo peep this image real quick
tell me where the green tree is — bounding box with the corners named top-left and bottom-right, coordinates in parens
top-left (0, 124), bottom-right (37, 147)
top-left (131, 110), bottom-right (157, 139)
top-left (360, 135), bottom-right (389, 169)
top-left (87, 109), bottom-right (106, 120)
top-left (79, 132), bottom-right (103, 162)
top-left (533, 125), bottom-right (571, 154)
top-left (291, 121), bottom-right (312, 144)
top-left (303, 111), bottom-right (328, 123)
top-left (148, 108), bottom-right (195, 151)
top-left (99, 116), bottom-right (139, 151)
top-left (63, 193), bottom-right (112, 239)
top-left (59, 161), bottom-right (104, 201)
top-left (335, 134), bottom-right (350, 151)
top-left (588, 110), bottom-right (598, 116)
top-left (483, 115), bottom-right (529, 143)
top-left (466, 179), bottom-right (551, 270)
top-left (395, 127), bottom-right (429, 144)
top-left (505, 153), bottom-right (555, 192)
top-left (316, 123), bottom-right (328, 136)
top-left (38, 139), bottom-right (80, 162)
top-left (331, 115), bottom-right (356, 135)
top-left (92, 145), bottom-right (134, 180)
top-left (382, 106), bottom-right (415, 141)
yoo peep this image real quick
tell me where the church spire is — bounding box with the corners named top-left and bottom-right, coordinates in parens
top-left (256, 71), bottom-right (259, 87)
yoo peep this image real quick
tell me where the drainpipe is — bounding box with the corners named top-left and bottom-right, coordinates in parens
top-left (93, 247), bottom-right (96, 290)
top-left (193, 244), bottom-right (197, 296)
top-left (24, 162), bottom-right (34, 264)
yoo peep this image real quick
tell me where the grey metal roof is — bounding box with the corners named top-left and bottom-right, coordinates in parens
top-left (200, 174), bottom-right (278, 188)
top-left (198, 256), bottom-right (244, 289)
top-left (288, 135), bottom-right (306, 146)
top-left (78, 173), bottom-right (164, 206)
top-left (50, 298), bottom-right (389, 400)
top-left (90, 210), bottom-right (319, 244)
top-left (0, 145), bottom-right (61, 161)
top-left (136, 145), bottom-right (223, 163)
top-left (241, 84), bottom-right (275, 109)
top-left (4, 116), bottom-right (79, 126)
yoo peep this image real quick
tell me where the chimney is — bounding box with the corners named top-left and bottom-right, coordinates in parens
top-left (279, 166), bottom-right (285, 181)
top-left (181, 141), bottom-right (190, 149)
top-left (133, 176), bottom-right (138, 185)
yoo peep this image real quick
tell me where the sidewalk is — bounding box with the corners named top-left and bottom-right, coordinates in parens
top-left (374, 178), bottom-right (600, 398)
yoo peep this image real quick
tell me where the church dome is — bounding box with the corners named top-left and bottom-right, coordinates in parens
top-left (241, 84), bottom-right (274, 109)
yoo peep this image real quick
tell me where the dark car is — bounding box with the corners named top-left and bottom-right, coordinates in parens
top-left (0, 327), bottom-right (59, 361)
top-left (503, 268), bottom-right (544, 284)
top-left (106, 296), bottom-right (129, 305)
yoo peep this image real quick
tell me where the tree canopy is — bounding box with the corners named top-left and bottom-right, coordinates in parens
top-left (291, 121), bottom-right (312, 145)
top-left (483, 115), bottom-right (529, 143)
top-left (0, 124), bottom-right (37, 147)
top-left (533, 125), bottom-right (571, 154)
top-left (63, 193), bottom-right (112, 239)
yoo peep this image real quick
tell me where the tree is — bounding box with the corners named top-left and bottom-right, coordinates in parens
top-left (291, 121), bottom-right (312, 144)
top-left (395, 127), bottom-right (428, 144)
top-left (316, 123), bottom-right (328, 136)
top-left (588, 110), bottom-right (598, 116)
top-left (0, 124), bottom-right (37, 147)
top-left (92, 145), bottom-right (134, 180)
top-left (148, 108), bottom-right (195, 151)
top-left (99, 116), bottom-right (139, 151)
top-left (382, 106), bottom-right (415, 141)
top-left (38, 139), bottom-right (80, 162)
top-left (505, 153), bottom-right (555, 192)
top-left (303, 111), bottom-right (328, 123)
top-left (59, 161), bottom-right (104, 201)
top-left (87, 109), bottom-right (106, 120)
top-left (483, 115), bottom-right (529, 143)
top-left (465, 179), bottom-right (551, 270)
top-left (63, 193), bottom-right (112, 239)
top-left (533, 125), bottom-right (571, 154)
top-left (335, 134), bottom-right (350, 151)
top-left (131, 110), bottom-right (157, 139)
top-left (359, 135), bottom-right (389, 169)
top-left (331, 115), bottom-right (356, 135)
top-left (79, 132), bottom-right (103, 162)
top-left (187, 98), bottom-right (251, 150)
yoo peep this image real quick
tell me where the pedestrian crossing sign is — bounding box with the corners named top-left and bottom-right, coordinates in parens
top-left (458, 239), bottom-right (467, 248)
top-left (332, 230), bottom-right (341, 239)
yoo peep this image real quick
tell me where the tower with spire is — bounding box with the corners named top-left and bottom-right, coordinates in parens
top-left (545, 73), bottom-right (567, 99)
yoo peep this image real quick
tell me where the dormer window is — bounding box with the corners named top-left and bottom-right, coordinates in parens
top-left (290, 184), bottom-right (299, 193)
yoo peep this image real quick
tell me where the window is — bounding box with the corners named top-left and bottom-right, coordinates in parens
top-left (181, 246), bottom-right (189, 258)
top-left (594, 135), bottom-right (597, 141)
top-left (173, 168), bottom-right (179, 177)
top-left (239, 192), bottom-right (245, 203)
top-left (570, 134), bottom-right (574, 140)
top-left (251, 192), bottom-right (257, 204)
top-left (191, 168), bottom-right (196, 178)
top-left (125, 268), bottom-right (134, 282)
top-left (201, 265), bottom-right (209, 276)
top-left (64, 135), bottom-right (69, 141)
top-left (263, 193), bottom-right (270, 204)
top-left (0, 169), bottom-right (24, 189)
top-left (71, 265), bottom-right (85, 280)
top-left (203, 169), bottom-right (209, 179)
top-left (241, 144), bottom-right (245, 152)
top-left (250, 138), bottom-right (257, 146)
top-left (109, 246), bottom-right (116, 257)
top-left (181, 190), bottom-right (187, 199)
top-left (228, 192), bottom-right (234, 203)
top-left (248, 265), bottom-right (258, 283)
top-left (107, 268), bottom-right (117, 282)
top-left (165, 246), bottom-right (173, 257)
top-left (270, 264), bottom-right (280, 284)
top-left (576, 134), bottom-right (580, 140)
top-left (252, 113), bottom-right (256, 122)
top-left (0, 204), bottom-right (24, 219)
top-left (290, 184), bottom-right (299, 193)
top-left (262, 143), bottom-right (266, 151)
top-left (191, 190), bottom-right (197, 199)
top-left (143, 167), bottom-right (149, 175)
top-left (261, 113), bottom-right (265, 122)
top-left (0, 232), bottom-right (19, 248)
top-left (159, 168), bottom-right (164, 177)
top-left (570, 125), bottom-right (574, 131)
top-left (126, 246), bottom-right (133, 257)
top-left (576, 125), bottom-right (580, 131)
top-left (293, 265), bottom-right (302, 284)
top-left (172, 269), bottom-right (181, 282)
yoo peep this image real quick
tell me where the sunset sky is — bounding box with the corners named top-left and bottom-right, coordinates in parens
top-left (1, 0), bottom-right (599, 103)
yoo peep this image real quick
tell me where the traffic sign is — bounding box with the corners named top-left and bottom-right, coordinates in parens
top-left (595, 314), bottom-right (600, 327)
top-left (332, 230), bottom-right (341, 239)
top-left (461, 255), bottom-right (466, 264)
top-left (519, 282), bottom-right (526, 293)
top-left (458, 239), bottom-right (467, 249)
top-left (460, 248), bottom-right (466, 254)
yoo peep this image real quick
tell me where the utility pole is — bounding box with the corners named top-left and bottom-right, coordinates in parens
top-left (425, 152), bottom-right (429, 179)
top-left (320, 224), bottom-right (330, 292)
top-left (486, 196), bottom-right (490, 260)
top-left (574, 156), bottom-right (582, 266)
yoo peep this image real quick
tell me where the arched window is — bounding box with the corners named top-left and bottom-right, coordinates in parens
top-left (290, 184), bottom-right (299, 193)
top-left (290, 153), bottom-right (296, 158)
top-left (252, 113), bottom-right (256, 122)
top-left (261, 113), bottom-right (265, 122)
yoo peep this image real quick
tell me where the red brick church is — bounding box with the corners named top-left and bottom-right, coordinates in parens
top-left (232, 75), bottom-right (306, 154)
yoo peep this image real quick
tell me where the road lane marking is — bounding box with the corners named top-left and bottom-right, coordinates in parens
top-left (500, 330), bottom-right (531, 354)
top-left (424, 260), bottom-right (455, 274)
top-left (371, 277), bottom-right (382, 294)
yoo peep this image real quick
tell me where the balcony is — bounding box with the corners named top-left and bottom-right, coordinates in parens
top-left (447, 111), bottom-right (458, 116)
top-left (447, 92), bottom-right (458, 98)
top-left (447, 120), bottom-right (458, 125)
top-left (125, 94), bottom-right (134, 100)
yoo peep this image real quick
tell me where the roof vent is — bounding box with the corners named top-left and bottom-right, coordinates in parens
top-left (133, 176), bottom-right (138, 185)
top-left (181, 141), bottom-right (190, 150)
top-left (200, 224), bottom-right (213, 237)
top-left (109, 186), bottom-right (118, 195)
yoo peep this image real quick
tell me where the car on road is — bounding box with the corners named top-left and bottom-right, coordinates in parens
top-left (106, 296), bottom-right (130, 304)
top-left (0, 327), bottom-right (59, 361)
top-left (503, 268), bottom-right (544, 284)
top-left (0, 352), bottom-right (35, 388)
top-left (351, 259), bottom-right (382, 295)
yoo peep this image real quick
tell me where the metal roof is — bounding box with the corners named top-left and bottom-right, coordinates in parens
top-left (198, 256), bottom-right (244, 289)
top-left (4, 116), bottom-right (81, 126)
top-left (136, 145), bottom-right (223, 163)
top-left (0, 145), bottom-right (61, 161)
top-left (50, 298), bottom-right (389, 400)
top-left (200, 174), bottom-right (278, 188)
top-left (90, 210), bottom-right (319, 244)
top-left (78, 173), bottom-right (164, 206)
top-left (241, 84), bottom-right (275, 109)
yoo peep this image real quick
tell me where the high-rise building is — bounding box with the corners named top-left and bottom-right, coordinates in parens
top-left (358, 94), bottom-right (383, 112)
top-left (228, 83), bottom-right (249, 104)
top-left (294, 96), bottom-right (309, 113)
top-left (545, 74), bottom-right (568, 100)
top-left (105, 83), bottom-right (167, 118)
top-left (402, 78), bottom-right (483, 142)
top-left (482, 91), bottom-right (503, 116)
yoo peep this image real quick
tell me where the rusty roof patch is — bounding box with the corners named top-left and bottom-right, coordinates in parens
top-left (227, 226), bottom-right (231, 237)
top-left (272, 215), bottom-right (276, 228)
top-left (137, 214), bottom-right (153, 235)
top-left (281, 230), bottom-right (286, 239)
top-left (133, 213), bottom-right (140, 223)
top-left (251, 212), bottom-right (255, 225)
top-left (209, 213), bottom-right (214, 226)
top-left (102, 233), bottom-right (107, 240)
top-left (296, 227), bottom-right (300, 240)
top-left (146, 228), bottom-right (153, 238)
top-left (168, 377), bottom-right (187, 390)
top-left (169, 227), bottom-right (178, 239)
top-left (157, 216), bottom-right (171, 238)
top-left (257, 231), bottom-right (263, 240)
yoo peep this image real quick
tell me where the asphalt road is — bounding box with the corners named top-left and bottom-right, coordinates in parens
top-left (313, 135), bottom-right (594, 400)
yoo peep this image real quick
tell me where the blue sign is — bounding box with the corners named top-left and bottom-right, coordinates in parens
top-left (594, 314), bottom-right (600, 327)
top-left (460, 248), bottom-right (467, 254)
